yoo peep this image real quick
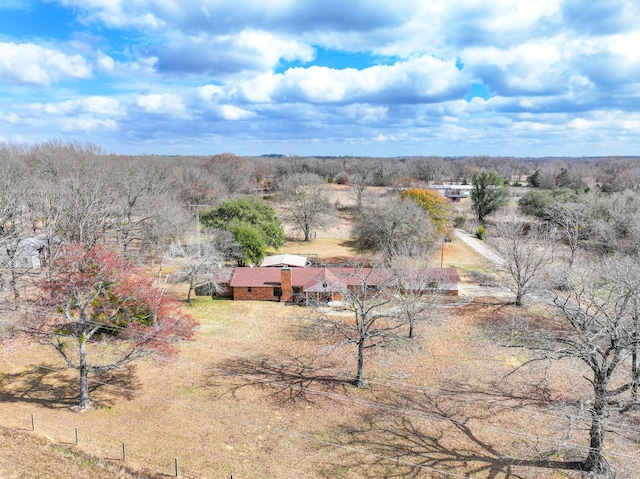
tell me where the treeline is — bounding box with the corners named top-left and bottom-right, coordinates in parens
top-left (3, 141), bottom-right (640, 259)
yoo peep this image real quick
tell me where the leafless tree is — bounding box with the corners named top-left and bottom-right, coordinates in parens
top-left (388, 247), bottom-right (445, 339)
top-left (165, 240), bottom-right (222, 304)
top-left (109, 156), bottom-right (174, 255)
top-left (406, 156), bottom-right (453, 182)
top-left (602, 254), bottom-right (640, 405)
top-left (489, 218), bottom-right (554, 306)
top-left (201, 153), bottom-right (251, 197)
top-left (510, 264), bottom-right (640, 474)
top-left (352, 195), bottom-right (436, 262)
top-left (348, 159), bottom-right (376, 209)
top-left (26, 144), bottom-right (115, 248)
top-left (279, 173), bottom-right (333, 241)
top-left (312, 262), bottom-right (404, 387)
top-left (0, 146), bottom-right (32, 309)
top-left (546, 202), bottom-right (592, 266)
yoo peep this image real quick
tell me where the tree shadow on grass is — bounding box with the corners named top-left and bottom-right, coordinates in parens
top-left (0, 363), bottom-right (140, 409)
top-left (207, 354), bottom-right (352, 406)
top-left (319, 385), bottom-right (590, 479)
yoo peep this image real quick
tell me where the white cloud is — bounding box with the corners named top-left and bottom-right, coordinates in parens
top-left (197, 84), bottom-right (225, 102)
top-left (59, 0), bottom-right (162, 28)
top-left (0, 42), bottom-right (91, 86)
top-left (237, 55), bottom-right (466, 104)
top-left (2, 0), bottom-right (640, 156)
top-left (136, 93), bottom-right (187, 116)
top-left (461, 40), bottom-right (565, 95)
top-left (219, 105), bottom-right (254, 120)
top-left (149, 29), bottom-right (314, 76)
top-left (96, 51), bottom-right (115, 71)
top-left (29, 97), bottom-right (124, 117)
top-left (60, 117), bottom-right (118, 132)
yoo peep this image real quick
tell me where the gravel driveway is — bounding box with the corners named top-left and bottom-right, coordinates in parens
top-left (454, 229), bottom-right (513, 300)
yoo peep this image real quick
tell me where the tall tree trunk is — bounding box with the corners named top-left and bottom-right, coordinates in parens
top-left (186, 285), bottom-right (193, 305)
top-left (355, 338), bottom-right (365, 387)
top-left (78, 339), bottom-right (92, 410)
top-left (515, 290), bottom-right (523, 307)
top-left (408, 318), bottom-right (414, 339)
top-left (10, 268), bottom-right (19, 310)
top-left (584, 392), bottom-right (609, 474)
top-left (632, 341), bottom-right (639, 404)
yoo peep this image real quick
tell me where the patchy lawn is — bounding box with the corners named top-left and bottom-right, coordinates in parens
top-left (2, 211), bottom-right (639, 478)
top-left (2, 291), bottom-right (638, 478)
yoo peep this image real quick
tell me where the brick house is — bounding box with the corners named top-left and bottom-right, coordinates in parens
top-left (205, 266), bottom-right (459, 304)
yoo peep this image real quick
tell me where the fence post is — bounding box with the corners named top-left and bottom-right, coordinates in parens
top-left (31, 413), bottom-right (35, 432)
top-left (122, 443), bottom-right (127, 462)
top-left (75, 427), bottom-right (79, 446)
top-left (174, 457), bottom-right (179, 477)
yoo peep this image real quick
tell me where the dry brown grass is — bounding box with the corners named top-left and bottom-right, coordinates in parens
top-left (2, 192), bottom-right (640, 478)
top-left (3, 292), bottom-right (624, 478)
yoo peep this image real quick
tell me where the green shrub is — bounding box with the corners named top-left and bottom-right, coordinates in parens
top-left (475, 226), bottom-right (486, 240)
top-left (454, 215), bottom-right (466, 228)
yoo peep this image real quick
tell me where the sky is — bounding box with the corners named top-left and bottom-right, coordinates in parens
top-left (1, 0), bottom-right (639, 157)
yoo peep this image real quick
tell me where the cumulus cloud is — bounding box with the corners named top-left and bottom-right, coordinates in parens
top-left (1, 0), bottom-right (640, 155)
top-left (62, 0), bottom-right (411, 33)
top-left (136, 93), bottom-right (187, 116)
top-left (236, 56), bottom-right (467, 104)
top-left (149, 29), bottom-right (314, 76)
top-left (0, 42), bottom-right (91, 86)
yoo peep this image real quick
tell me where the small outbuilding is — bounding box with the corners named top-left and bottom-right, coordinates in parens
top-left (260, 254), bottom-right (308, 268)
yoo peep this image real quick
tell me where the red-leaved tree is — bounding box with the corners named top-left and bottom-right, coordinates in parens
top-left (38, 243), bottom-right (197, 410)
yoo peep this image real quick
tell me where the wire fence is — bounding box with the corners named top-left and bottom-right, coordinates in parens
top-left (9, 412), bottom-right (192, 478)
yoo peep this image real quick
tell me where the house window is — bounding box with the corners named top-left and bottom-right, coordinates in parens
top-left (273, 287), bottom-right (282, 297)
top-left (247, 287), bottom-right (252, 293)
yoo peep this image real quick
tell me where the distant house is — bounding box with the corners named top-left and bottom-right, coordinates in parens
top-left (201, 266), bottom-right (459, 304)
top-left (12, 234), bottom-right (59, 269)
top-left (424, 184), bottom-right (474, 202)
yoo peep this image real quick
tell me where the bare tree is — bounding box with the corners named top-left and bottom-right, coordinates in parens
top-left (0, 150), bottom-right (32, 309)
top-left (602, 254), bottom-right (640, 405)
top-left (166, 240), bottom-right (222, 304)
top-left (201, 153), bottom-right (250, 197)
top-left (348, 159), bottom-right (376, 209)
top-left (27, 146), bottom-right (115, 248)
top-left (388, 247), bottom-right (445, 339)
top-left (313, 263), bottom-right (405, 387)
top-left (489, 218), bottom-right (554, 306)
top-left (546, 202), bottom-right (592, 266)
top-left (280, 173), bottom-right (333, 241)
top-left (512, 264), bottom-right (640, 474)
top-left (109, 157), bottom-right (174, 255)
top-left (352, 195), bottom-right (436, 262)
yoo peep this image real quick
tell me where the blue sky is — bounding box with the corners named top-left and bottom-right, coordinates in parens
top-left (1, 0), bottom-right (639, 157)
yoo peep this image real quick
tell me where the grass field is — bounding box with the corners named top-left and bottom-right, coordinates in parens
top-left (1, 199), bottom-right (639, 478)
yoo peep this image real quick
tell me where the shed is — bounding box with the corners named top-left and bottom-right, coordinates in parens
top-left (260, 254), bottom-right (308, 268)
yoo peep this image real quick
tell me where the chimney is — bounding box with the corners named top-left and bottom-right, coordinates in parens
top-left (280, 267), bottom-right (293, 302)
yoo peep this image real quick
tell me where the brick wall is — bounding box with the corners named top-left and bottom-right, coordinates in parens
top-left (233, 286), bottom-right (279, 301)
